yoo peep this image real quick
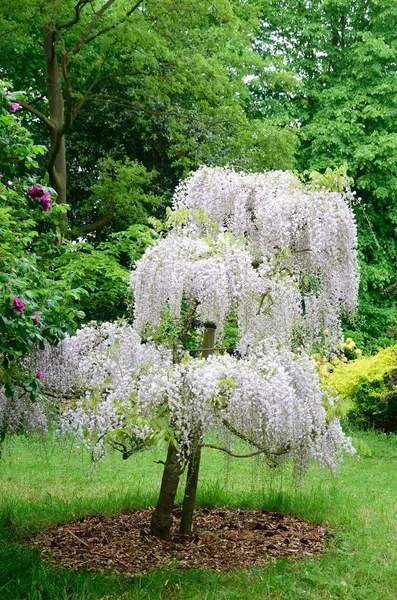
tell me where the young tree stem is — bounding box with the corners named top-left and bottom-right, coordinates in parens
top-left (179, 323), bottom-right (216, 535)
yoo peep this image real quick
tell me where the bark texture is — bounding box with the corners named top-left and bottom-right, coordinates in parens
top-left (150, 444), bottom-right (184, 540)
top-left (43, 24), bottom-right (68, 208)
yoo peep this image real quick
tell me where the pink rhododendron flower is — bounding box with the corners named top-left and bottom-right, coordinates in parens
top-left (12, 297), bottom-right (24, 313)
top-left (36, 370), bottom-right (44, 380)
top-left (27, 185), bottom-right (44, 200)
top-left (9, 102), bottom-right (21, 113)
top-left (40, 192), bottom-right (51, 211)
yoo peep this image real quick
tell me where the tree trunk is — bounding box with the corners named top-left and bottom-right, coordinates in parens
top-left (179, 430), bottom-right (202, 535)
top-left (0, 428), bottom-right (6, 460)
top-left (150, 443), bottom-right (184, 540)
top-left (43, 24), bottom-right (68, 209)
top-left (179, 323), bottom-right (216, 535)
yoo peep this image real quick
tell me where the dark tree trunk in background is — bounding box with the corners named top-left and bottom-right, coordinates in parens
top-left (43, 24), bottom-right (68, 210)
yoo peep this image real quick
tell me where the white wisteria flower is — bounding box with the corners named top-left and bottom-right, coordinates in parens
top-left (21, 166), bottom-right (358, 479)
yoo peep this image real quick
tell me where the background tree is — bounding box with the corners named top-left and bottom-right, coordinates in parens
top-left (257, 0), bottom-right (397, 349)
top-left (0, 0), bottom-right (298, 233)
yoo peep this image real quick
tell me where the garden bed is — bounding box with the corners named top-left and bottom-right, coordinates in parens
top-left (29, 507), bottom-right (327, 575)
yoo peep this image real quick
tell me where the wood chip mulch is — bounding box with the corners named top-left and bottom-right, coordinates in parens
top-left (28, 508), bottom-right (327, 575)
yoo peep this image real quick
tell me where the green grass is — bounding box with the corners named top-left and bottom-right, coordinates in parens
top-left (0, 428), bottom-right (396, 600)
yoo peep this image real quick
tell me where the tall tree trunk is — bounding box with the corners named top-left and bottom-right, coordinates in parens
top-left (43, 23), bottom-right (67, 209)
top-left (179, 323), bottom-right (216, 535)
top-left (150, 443), bottom-right (184, 540)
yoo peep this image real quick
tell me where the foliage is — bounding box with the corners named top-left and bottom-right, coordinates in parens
top-left (74, 157), bottom-right (164, 239)
top-left (0, 0), bottom-right (298, 230)
top-left (55, 225), bottom-right (157, 321)
top-left (0, 88), bottom-right (83, 441)
top-left (258, 0), bottom-right (397, 349)
top-left (329, 346), bottom-right (397, 432)
top-left (313, 337), bottom-right (362, 379)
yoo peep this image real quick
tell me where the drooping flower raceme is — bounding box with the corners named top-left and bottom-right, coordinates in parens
top-left (15, 322), bottom-right (170, 450)
top-left (58, 337), bottom-right (353, 471)
top-left (172, 167), bottom-right (359, 350)
top-left (132, 232), bottom-right (262, 337)
top-left (0, 389), bottom-right (47, 436)
top-left (33, 167), bottom-right (359, 476)
top-left (28, 321), bottom-right (171, 400)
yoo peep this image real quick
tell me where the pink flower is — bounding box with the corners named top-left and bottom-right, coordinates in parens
top-left (40, 192), bottom-right (51, 211)
top-left (54, 239), bottom-right (61, 246)
top-left (27, 185), bottom-right (44, 200)
top-left (12, 297), bottom-right (24, 313)
top-left (36, 370), bottom-right (44, 380)
top-left (10, 102), bottom-right (21, 113)
top-left (32, 311), bottom-right (40, 325)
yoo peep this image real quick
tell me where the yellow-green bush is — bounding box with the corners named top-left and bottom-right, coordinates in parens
top-left (328, 346), bottom-right (397, 431)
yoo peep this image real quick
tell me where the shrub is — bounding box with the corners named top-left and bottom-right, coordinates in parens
top-left (328, 346), bottom-right (397, 432)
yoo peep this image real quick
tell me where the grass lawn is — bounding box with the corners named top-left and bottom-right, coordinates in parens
top-left (0, 427), bottom-right (396, 600)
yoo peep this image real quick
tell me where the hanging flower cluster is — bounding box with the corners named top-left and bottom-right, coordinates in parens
top-left (0, 390), bottom-right (48, 436)
top-left (59, 333), bottom-right (352, 471)
top-left (27, 321), bottom-right (170, 400)
top-left (33, 167), bottom-right (359, 474)
top-left (132, 233), bottom-right (262, 337)
top-left (172, 166), bottom-right (359, 350)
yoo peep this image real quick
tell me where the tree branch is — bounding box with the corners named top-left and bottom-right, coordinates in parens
top-left (70, 0), bottom-right (145, 56)
top-left (222, 418), bottom-right (290, 457)
top-left (74, 0), bottom-right (146, 53)
top-left (57, 0), bottom-right (91, 30)
top-left (200, 443), bottom-right (267, 459)
top-left (47, 129), bottom-right (64, 173)
top-left (77, 209), bottom-right (115, 234)
top-left (0, 25), bottom-right (21, 40)
top-left (17, 100), bottom-right (55, 131)
top-left (71, 0), bottom-right (119, 54)
top-left (60, 49), bottom-right (74, 134)
top-left (384, 281), bottom-right (397, 295)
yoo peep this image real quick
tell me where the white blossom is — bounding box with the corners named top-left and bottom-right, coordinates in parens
top-left (172, 166), bottom-right (359, 350)
top-left (15, 167), bottom-right (359, 474)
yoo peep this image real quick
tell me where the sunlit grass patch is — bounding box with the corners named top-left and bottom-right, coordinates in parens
top-left (0, 428), bottom-right (396, 599)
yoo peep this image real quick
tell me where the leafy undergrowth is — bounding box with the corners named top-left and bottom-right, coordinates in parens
top-left (0, 428), bottom-right (396, 599)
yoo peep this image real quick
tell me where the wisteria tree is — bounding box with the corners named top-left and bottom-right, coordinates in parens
top-left (39, 167), bottom-right (359, 540)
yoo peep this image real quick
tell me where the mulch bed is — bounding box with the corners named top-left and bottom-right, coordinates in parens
top-left (28, 508), bottom-right (327, 575)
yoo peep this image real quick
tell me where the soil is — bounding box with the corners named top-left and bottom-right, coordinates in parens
top-left (28, 507), bottom-right (328, 575)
